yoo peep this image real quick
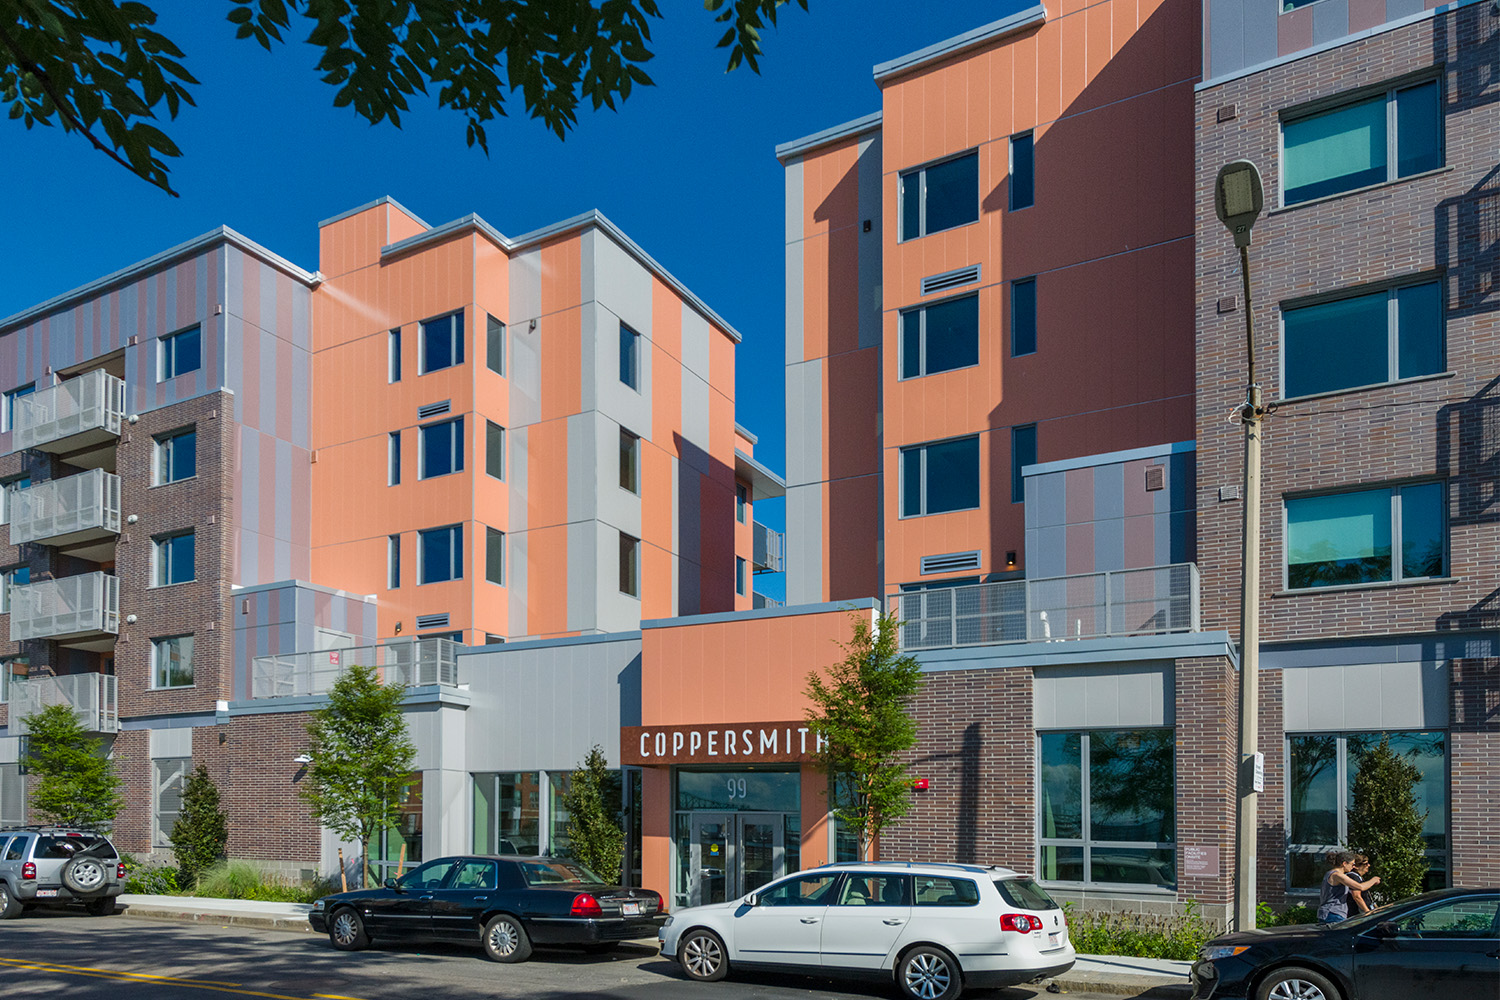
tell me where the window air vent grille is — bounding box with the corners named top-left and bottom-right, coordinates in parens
top-left (920, 550), bottom-right (982, 574)
top-left (417, 400), bottom-right (452, 419)
top-left (415, 613), bottom-right (450, 629)
top-left (1145, 465), bottom-right (1166, 491)
top-left (921, 265), bottom-right (981, 296)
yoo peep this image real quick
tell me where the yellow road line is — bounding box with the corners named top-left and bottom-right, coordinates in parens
top-left (0, 956), bottom-right (242, 986)
top-left (0, 958), bottom-right (333, 1000)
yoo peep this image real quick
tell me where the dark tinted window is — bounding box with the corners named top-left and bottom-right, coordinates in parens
top-left (996, 877), bottom-right (1060, 911)
top-left (924, 154), bottom-right (980, 234)
top-left (900, 295), bottom-right (979, 379)
top-left (452, 859), bottom-right (499, 891)
top-left (5, 837), bottom-right (25, 860)
top-left (1011, 278), bottom-right (1037, 356)
top-left (36, 835), bottom-right (115, 860)
top-left (399, 859), bottom-right (457, 890)
top-left (1010, 133), bottom-right (1034, 210)
top-left (519, 859), bottom-right (605, 886)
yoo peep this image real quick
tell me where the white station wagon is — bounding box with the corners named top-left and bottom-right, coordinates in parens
top-left (657, 861), bottom-right (1075, 1000)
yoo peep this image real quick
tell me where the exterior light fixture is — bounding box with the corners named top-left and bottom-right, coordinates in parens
top-left (293, 754), bottom-right (312, 765)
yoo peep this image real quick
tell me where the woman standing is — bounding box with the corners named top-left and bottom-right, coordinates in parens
top-left (1317, 851), bottom-right (1379, 924)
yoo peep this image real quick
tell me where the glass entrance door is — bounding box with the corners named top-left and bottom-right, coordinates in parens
top-left (690, 812), bottom-right (731, 906)
top-left (688, 811), bottom-right (786, 906)
top-left (737, 812), bottom-right (783, 896)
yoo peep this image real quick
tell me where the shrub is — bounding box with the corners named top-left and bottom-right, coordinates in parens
top-left (1257, 901), bottom-right (1317, 927)
top-left (191, 860), bottom-right (335, 903)
top-left (1063, 899), bottom-right (1215, 960)
top-left (121, 854), bottom-right (181, 895)
top-left (1347, 735), bottom-right (1429, 906)
top-left (171, 765), bottom-right (229, 888)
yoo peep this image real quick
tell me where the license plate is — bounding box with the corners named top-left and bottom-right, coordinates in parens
top-left (35, 889), bottom-right (59, 898)
top-left (1049, 932), bottom-right (1061, 947)
top-left (621, 901), bottom-right (641, 916)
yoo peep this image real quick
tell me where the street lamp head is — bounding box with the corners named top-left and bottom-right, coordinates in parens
top-left (1215, 160), bottom-right (1264, 248)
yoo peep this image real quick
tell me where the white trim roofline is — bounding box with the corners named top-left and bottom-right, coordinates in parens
top-left (872, 4), bottom-right (1048, 84)
top-left (774, 111), bottom-right (883, 164)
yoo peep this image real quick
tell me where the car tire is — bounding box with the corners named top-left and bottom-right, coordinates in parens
top-left (0, 883), bottom-right (21, 920)
top-left (1256, 966), bottom-right (1342, 1000)
top-left (897, 946), bottom-right (963, 1000)
top-left (62, 856), bottom-right (108, 896)
top-left (482, 914), bottom-right (533, 963)
top-left (84, 897), bottom-right (117, 917)
top-left (678, 929), bottom-right (729, 983)
top-left (328, 907), bottom-right (371, 951)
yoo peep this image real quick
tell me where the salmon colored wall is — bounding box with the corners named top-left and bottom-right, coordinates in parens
top-left (641, 765), bottom-right (673, 902)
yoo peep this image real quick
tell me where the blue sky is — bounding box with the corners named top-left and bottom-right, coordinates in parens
top-left (0, 2), bottom-right (1018, 600)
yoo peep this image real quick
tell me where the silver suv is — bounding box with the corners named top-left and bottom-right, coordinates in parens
top-left (0, 827), bottom-right (125, 918)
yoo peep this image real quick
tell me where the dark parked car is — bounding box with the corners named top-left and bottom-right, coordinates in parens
top-left (309, 855), bottom-right (666, 962)
top-left (1190, 887), bottom-right (1499, 1000)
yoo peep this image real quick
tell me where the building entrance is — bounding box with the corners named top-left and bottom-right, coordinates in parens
top-left (672, 768), bottom-right (801, 909)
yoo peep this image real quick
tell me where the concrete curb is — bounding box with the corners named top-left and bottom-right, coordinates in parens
top-left (1047, 973), bottom-right (1192, 997)
top-left (120, 905), bottom-right (317, 934)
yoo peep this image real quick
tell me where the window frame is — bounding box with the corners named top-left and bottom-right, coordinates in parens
top-left (1009, 131), bottom-right (1035, 211)
top-left (153, 530), bottom-right (196, 587)
top-left (158, 325), bottom-right (202, 382)
top-left (619, 532), bottom-right (640, 598)
top-left (2, 383), bottom-right (35, 433)
top-left (485, 421), bottom-right (505, 481)
top-left (619, 427), bottom-right (640, 494)
top-left (0, 476), bottom-right (30, 526)
top-left (898, 149), bottom-right (980, 242)
top-left (620, 322), bottom-right (642, 390)
top-left (486, 314), bottom-right (506, 376)
top-left (388, 431), bottom-right (401, 487)
top-left (418, 416), bottom-right (465, 480)
top-left (485, 526), bottom-right (505, 586)
top-left (735, 482), bottom-right (749, 524)
top-left (153, 427), bottom-right (197, 485)
top-left (1282, 481), bottom-right (1446, 591)
top-left (0, 565), bottom-right (29, 615)
top-left (152, 757), bottom-right (191, 847)
top-left (736, 556), bottom-right (747, 597)
top-left (419, 311), bottom-right (465, 375)
top-left (1011, 424), bottom-right (1037, 504)
top-left (151, 634), bottom-right (195, 689)
top-left (388, 534), bottom-right (401, 590)
top-left (389, 329), bottom-right (402, 383)
top-left (899, 292), bottom-right (981, 380)
top-left (1011, 277), bottom-right (1038, 357)
top-left (418, 524), bottom-right (464, 585)
top-left (1279, 277), bottom-right (1444, 400)
top-left (0, 655), bottom-right (28, 705)
top-left (898, 435), bottom-right (982, 519)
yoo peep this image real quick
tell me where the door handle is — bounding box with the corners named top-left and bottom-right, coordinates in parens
top-left (883, 919), bottom-right (906, 925)
top-left (800, 917), bottom-right (820, 924)
top-left (474, 896), bottom-right (488, 901)
top-left (418, 895), bottom-right (434, 900)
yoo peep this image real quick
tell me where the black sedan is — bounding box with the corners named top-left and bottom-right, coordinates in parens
top-left (1190, 887), bottom-right (1499, 1000)
top-left (309, 855), bottom-right (667, 962)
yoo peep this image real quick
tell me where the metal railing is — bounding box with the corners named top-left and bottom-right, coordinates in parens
top-left (752, 592), bottom-right (784, 610)
top-left (8, 672), bottom-right (119, 735)
top-left (753, 520), bottom-right (785, 573)
top-left (11, 369), bottom-right (126, 454)
top-left (250, 638), bottom-right (460, 699)
top-left (8, 469), bottom-right (121, 547)
top-left (888, 563), bottom-right (1200, 652)
top-left (9, 572), bottom-right (120, 643)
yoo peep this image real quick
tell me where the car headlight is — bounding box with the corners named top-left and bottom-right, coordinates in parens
top-left (312, 899), bottom-right (325, 911)
top-left (1200, 945), bottom-right (1250, 961)
top-left (661, 915), bottom-right (674, 928)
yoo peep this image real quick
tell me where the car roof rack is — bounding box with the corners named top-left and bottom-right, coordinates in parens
top-left (810, 861), bottom-right (1019, 875)
top-left (1, 825), bottom-right (110, 834)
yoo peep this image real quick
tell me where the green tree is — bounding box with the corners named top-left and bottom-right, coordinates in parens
top-left (805, 609), bottom-right (924, 861)
top-left (1, 0), bottom-right (809, 196)
top-left (298, 663), bottom-right (417, 888)
top-left (22, 702), bottom-right (124, 829)
top-left (170, 764), bottom-right (229, 888)
top-left (560, 744), bottom-right (625, 882)
top-left (1346, 735), bottom-right (1429, 906)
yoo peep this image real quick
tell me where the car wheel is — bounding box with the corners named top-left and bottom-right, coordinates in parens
top-left (1257, 966), bottom-right (1342, 1000)
top-left (84, 898), bottom-right (117, 917)
top-left (678, 929), bottom-right (729, 983)
top-left (0, 883), bottom-right (21, 920)
top-left (62, 857), bottom-right (108, 896)
top-left (898, 946), bottom-right (963, 1000)
top-left (328, 907), bottom-right (370, 951)
top-left (482, 914), bottom-right (533, 963)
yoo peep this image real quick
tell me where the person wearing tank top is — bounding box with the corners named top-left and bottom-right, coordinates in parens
top-left (1318, 851), bottom-right (1379, 923)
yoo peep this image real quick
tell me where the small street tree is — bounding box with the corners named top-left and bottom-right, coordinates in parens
top-left (805, 609), bottom-right (924, 861)
top-left (1346, 735), bottom-right (1429, 905)
top-left (298, 664), bottom-right (417, 888)
top-left (561, 744), bottom-right (625, 882)
top-left (171, 764), bottom-right (229, 888)
top-left (22, 702), bottom-right (124, 829)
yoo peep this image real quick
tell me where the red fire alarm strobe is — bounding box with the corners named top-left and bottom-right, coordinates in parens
top-left (911, 778), bottom-right (929, 790)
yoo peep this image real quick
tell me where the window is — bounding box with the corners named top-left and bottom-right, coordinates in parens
top-left (419, 524), bottom-right (463, 584)
top-left (419, 417), bottom-right (464, 479)
top-left (388, 534), bottom-right (401, 589)
top-left (736, 556), bottom-right (747, 596)
top-left (837, 874), bottom-right (909, 906)
top-left (0, 476), bottom-right (29, 524)
top-left (420, 311), bottom-right (464, 374)
top-left (1283, 281), bottom-right (1442, 398)
top-left (1282, 79), bottom-right (1441, 206)
top-left (388, 329), bottom-right (402, 383)
top-left (1011, 278), bottom-right (1037, 357)
top-left (1286, 731), bottom-right (1447, 891)
top-left (1010, 132), bottom-right (1034, 210)
top-left (1286, 483), bottom-right (1444, 589)
top-left (619, 428), bottom-right (640, 494)
top-left (1012, 424), bottom-right (1037, 503)
top-left (900, 294), bottom-right (979, 379)
top-left (1388, 897), bottom-right (1497, 936)
top-left (486, 527), bottom-right (505, 585)
top-left (486, 314), bottom-right (505, 376)
top-left (914, 877), bottom-right (981, 906)
top-left (0, 566), bottom-right (29, 614)
top-left (736, 482), bottom-right (748, 524)
top-left (900, 436), bottom-right (980, 517)
top-left (620, 322), bottom-right (641, 390)
top-left (154, 427), bottom-right (196, 485)
top-left (485, 421), bottom-right (505, 481)
top-left (0, 656), bottom-right (27, 705)
top-left (1038, 729), bottom-right (1177, 887)
top-left (900, 151), bottom-right (979, 240)
top-left (388, 431), bottom-right (401, 486)
top-left (159, 326), bottom-right (202, 380)
top-left (619, 532), bottom-right (640, 597)
top-left (153, 757), bottom-right (190, 846)
top-left (2, 384), bottom-right (34, 432)
top-left (0, 763), bottom-right (23, 825)
top-left (473, 772), bottom-right (543, 855)
top-left (152, 635), bottom-right (194, 689)
top-left (154, 531), bottom-right (195, 586)
top-left (758, 872), bottom-right (838, 906)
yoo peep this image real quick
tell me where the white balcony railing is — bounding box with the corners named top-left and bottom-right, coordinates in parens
top-left (251, 638), bottom-right (459, 699)
top-left (8, 469), bottom-right (121, 547)
top-left (8, 572), bottom-right (120, 643)
top-left (11, 369), bottom-right (125, 456)
top-left (888, 563), bottom-right (1200, 652)
top-left (8, 672), bottom-right (119, 735)
top-left (753, 520), bottom-right (785, 573)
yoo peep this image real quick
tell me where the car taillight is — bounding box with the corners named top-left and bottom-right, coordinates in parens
top-left (652, 890), bottom-right (666, 915)
top-left (21, 862), bottom-right (36, 880)
top-left (1000, 913), bottom-right (1038, 933)
top-left (117, 863), bottom-right (127, 878)
top-left (570, 893), bottom-right (604, 917)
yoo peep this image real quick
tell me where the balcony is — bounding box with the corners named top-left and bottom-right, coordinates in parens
top-left (9, 572), bottom-right (120, 650)
top-left (10, 370), bottom-right (126, 468)
top-left (753, 520), bottom-right (785, 573)
top-left (7, 672), bottom-right (119, 735)
top-left (752, 593), bottom-right (784, 610)
top-left (888, 563), bottom-right (1200, 652)
top-left (9, 469), bottom-right (121, 559)
top-left (251, 637), bottom-right (459, 699)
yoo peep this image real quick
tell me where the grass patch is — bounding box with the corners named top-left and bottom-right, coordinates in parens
top-left (1064, 899), bottom-right (1215, 960)
top-left (191, 860), bottom-right (336, 903)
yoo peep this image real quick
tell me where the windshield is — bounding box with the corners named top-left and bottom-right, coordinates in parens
top-left (518, 859), bottom-right (605, 886)
top-left (36, 835), bottom-right (116, 860)
top-left (996, 877), bottom-right (1061, 911)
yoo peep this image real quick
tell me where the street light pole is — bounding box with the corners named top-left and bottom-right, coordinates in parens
top-left (1215, 160), bottom-right (1266, 934)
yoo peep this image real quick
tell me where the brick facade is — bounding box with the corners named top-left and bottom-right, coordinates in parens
top-left (1449, 658), bottom-right (1499, 887)
top-left (1173, 657), bottom-right (1238, 916)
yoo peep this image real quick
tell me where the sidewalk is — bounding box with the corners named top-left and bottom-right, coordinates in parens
top-left (116, 895), bottom-right (1192, 997)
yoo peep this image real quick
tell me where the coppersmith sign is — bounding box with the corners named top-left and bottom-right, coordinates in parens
top-left (622, 721), bottom-right (827, 765)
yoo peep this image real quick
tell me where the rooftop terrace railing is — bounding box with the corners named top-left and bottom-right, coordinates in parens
top-left (250, 637), bottom-right (459, 699)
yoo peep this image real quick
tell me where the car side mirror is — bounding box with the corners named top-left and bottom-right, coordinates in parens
top-left (744, 892), bottom-right (759, 907)
top-left (385, 878), bottom-right (400, 891)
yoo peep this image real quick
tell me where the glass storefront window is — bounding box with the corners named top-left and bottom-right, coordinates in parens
top-left (472, 771), bottom-right (542, 855)
top-left (372, 773), bottom-right (422, 883)
top-left (676, 769), bottom-right (800, 812)
top-left (672, 768), bottom-right (802, 909)
top-left (548, 772), bottom-right (573, 857)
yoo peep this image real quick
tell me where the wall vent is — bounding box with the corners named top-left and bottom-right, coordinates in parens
top-left (920, 264), bottom-right (981, 297)
top-left (417, 400), bottom-right (452, 419)
top-left (1219, 485), bottom-right (1242, 502)
top-left (1145, 465), bottom-right (1166, 491)
top-left (415, 613), bottom-right (450, 629)
top-left (920, 550), bottom-right (982, 574)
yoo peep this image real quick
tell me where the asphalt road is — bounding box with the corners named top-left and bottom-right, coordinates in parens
top-left (0, 909), bottom-right (1144, 1000)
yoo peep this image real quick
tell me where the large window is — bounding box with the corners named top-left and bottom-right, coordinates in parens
top-left (0, 565), bottom-right (29, 614)
top-left (1010, 132), bottom-right (1034, 210)
top-left (154, 427), bottom-right (196, 485)
top-left (419, 417), bottom-right (464, 479)
top-left (486, 314), bottom-right (505, 376)
top-left (0, 656), bottom-right (27, 705)
top-left (1011, 277), bottom-right (1037, 357)
top-left (620, 322), bottom-right (641, 390)
top-left (1287, 731), bottom-right (1447, 891)
top-left (154, 531), bottom-right (195, 586)
top-left (1282, 80), bottom-right (1441, 206)
top-left (1012, 424), bottom-right (1037, 504)
top-left (419, 524), bottom-right (463, 584)
top-left (485, 527), bottom-right (505, 585)
top-left (152, 635), bottom-right (194, 689)
top-left (900, 436), bottom-right (980, 517)
top-left (1286, 483), bottom-right (1444, 589)
top-left (153, 757), bottom-right (190, 846)
top-left (485, 421), bottom-right (505, 481)
top-left (473, 772), bottom-right (542, 855)
top-left (619, 428), bottom-right (640, 493)
top-left (1283, 281), bottom-right (1441, 398)
top-left (0, 475), bottom-right (30, 524)
top-left (900, 294), bottom-right (979, 379)
top-left (2, 384), bottom-right (34, 432)
top-left (900, 151), bottom-right (979, 241)
top-left (619, 532), bottom-right (640, 597)
top-left (1039, 729), bottom-right (1176, 888)
top-left (159, 326), bottom-right (202, 381)
top-left (421, 311), bottom-right (464, 374)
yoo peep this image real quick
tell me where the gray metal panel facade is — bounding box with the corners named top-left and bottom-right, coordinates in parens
top-left (1032, 662), bottom-right (1175, 729)
top-left (784, 355), bottom-right (824, 604)
top-left (785, 160), bottom-right (805, 365)
top-left (1281, 661), bottom-right (1449, 732)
